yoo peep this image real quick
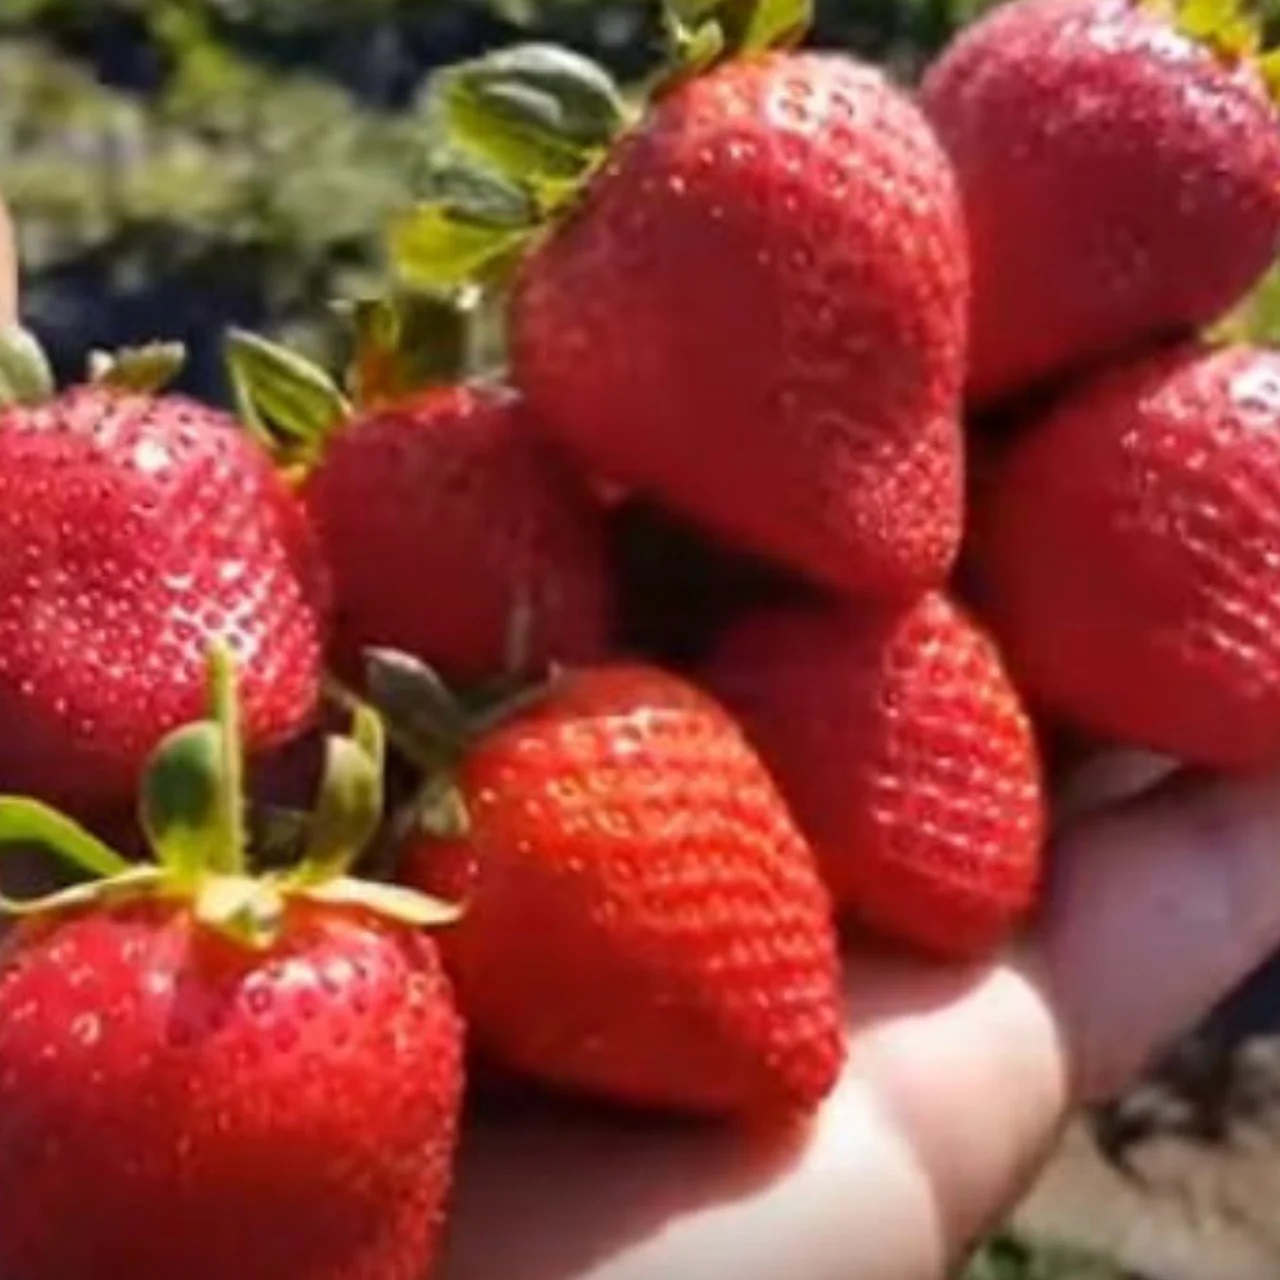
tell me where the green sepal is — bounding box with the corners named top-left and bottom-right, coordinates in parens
top-left (662, 0), bottom-right (812, 78)
top-left (195, 874), bottom-right (286, 950)
top-left (224, 328), bottom-right (350, 468)
top-left (415, 776), bottom-right (472, 841)
top-left (0, 325), bottom-right (55, 409)
top-left (343, 287), bottom-right (482, 407)
top-left (293, 708), bottom-right (386, 883)
top-left (1170, 0), bottom-right (1259, 56)
top-left (0, 798), bottom-right (134, 882)
top-left (388, 201), bottom-right (535, 293)
top-left (432, 43), bottom-right (630, 193)
top-left (141, 721), bottom-right (234, 885)
top-left (1257, 46), bottom-right (1280, 102)
top-left (364, 648), bottom-right (471, 749)
top-left (88, 342), bottom-right (186, 394)
top-left (0, 866), bottom-right (166, 918)
top-left (300, 876), bottom-right (464, 929)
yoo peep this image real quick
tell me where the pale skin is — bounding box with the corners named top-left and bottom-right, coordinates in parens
top-left (2, 202), bottom-right (1276, 1280)
top-left (439, 753), bottom-right (1280, 1280)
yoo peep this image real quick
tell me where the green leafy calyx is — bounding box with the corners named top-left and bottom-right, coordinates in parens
top-left (388, 43), bottom-right (631, 294)
top-left (224, 328), bottom-right (350, 472)
top-left (0, 645), bottom-right (460, 948)
top-left (662, 0), bottom-right (813, 79)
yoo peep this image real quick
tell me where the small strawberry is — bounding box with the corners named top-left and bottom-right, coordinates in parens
top-left (381, 653), bottom-right (844, 1119)
top-left (976, 342), bottom-right (1280, 767)
top-left (921, 0), bottom-right (1280, 404)
top-left (387, 1), bottom-right (968, 598)
top-left (0, 330), bottom-right (328, 815)
top-left (226, 311), bottom-right (611, 686)
top-left (0, 648), bottom-right (464, 1280)
top-left (704, 594), bottom-right (1045, 959)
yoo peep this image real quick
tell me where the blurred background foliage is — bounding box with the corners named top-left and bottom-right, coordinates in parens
top-left (0, 0), bottom-right (988, 395)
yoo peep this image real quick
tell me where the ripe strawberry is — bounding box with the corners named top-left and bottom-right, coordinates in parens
top-left (977, 342), bottom-right (1280, 767)
top-left (0, 649), bottom-right (464, 1280)
top-left (390, 15), bottom-right (968, 598)
top-left (392, 659), bottom-right (844, 1119)
top-left (0, 333), bottom-right (327, 814)
top-left (704, 594), bottom-right (1045, 959)
top-left (303, 383), bottom-right (612, 683)
top-left (921, 0), bottom-right (1280, 404)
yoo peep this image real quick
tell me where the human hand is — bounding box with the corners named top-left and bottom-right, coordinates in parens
top-left (438, 750), bottom-right (1280, 1280)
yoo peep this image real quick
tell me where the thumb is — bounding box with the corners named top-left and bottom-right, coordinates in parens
top-left (1038, 762), bottom-right (1280, 1101)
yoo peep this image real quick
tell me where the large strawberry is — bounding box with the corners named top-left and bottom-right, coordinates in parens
top-left (0, 649), bottom-right (464, 1280)
top-left (0, 331), bottom-right (328, 814)
top-left (387, 1), bottom-right (968, 598)
top-left (704, 593), bottom-right (1045, 959)
top-left (383, 654), bottom-right (844, 1119)
top-left (976, 342), bottom-right (1280, 767)
top-left (921, 0), bottom-right (1280, 404)
top-left (226, 316), bottom-right (611, 686)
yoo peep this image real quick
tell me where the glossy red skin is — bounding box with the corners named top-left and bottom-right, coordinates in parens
top-left (705, 595), bottom-right (1044, 959)
top-left (979, 343), bottom-right (1280, 767)
top-left (401, 664), bottom-right (844, 1119)
top-left (0, 386), bottom-right (328, 812)
top-left (513, 52), bottom-right (967, 598)
top-left (304, 384), bottom-right (612, 683)
top-left (0, 902), bottom-right (463, 1280)
top-left (922, 0), bottom-right (1280, 404)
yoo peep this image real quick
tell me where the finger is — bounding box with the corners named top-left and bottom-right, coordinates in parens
top-left (1035, 765), bottom-right (1280, 1101)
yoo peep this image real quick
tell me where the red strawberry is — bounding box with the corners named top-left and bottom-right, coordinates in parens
top-left (393, 659), bottom-right (844, 1119)
top-left (921, 0), bottom-right (1280, 404)
top-left (0, 649), bottom-right (464, 1280)
top-left (390, 17), bottom-right (968, 598)
top-left (303, 384), bottom-right (612, 683)
top-left (976, 342), bottom-right (1280, 767)
top-left (704, 594), bottom-right (1045, 959)
top-left (0, 333), bottom-right (327, 814)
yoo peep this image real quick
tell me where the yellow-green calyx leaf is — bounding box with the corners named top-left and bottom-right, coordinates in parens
top-left (0, 644), bottom-right (465, 949)
top-left (388, 43), bottom-right (632, 295)
top-left (224, 328), bottom-right (350, 470)
top-left (88, 342), bottom-right (187, 395)
top-left (0, 325), bottom-right (55, 409)
top-left (662, 0), bottom-right (812, 80)
top-left (1145, 0), bottom-right (1271, 68)
top-left (344, 287), bottom-right (484, 406)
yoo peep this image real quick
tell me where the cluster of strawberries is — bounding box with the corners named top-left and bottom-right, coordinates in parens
top-left (1, 0), bottom-right (1279, 1275)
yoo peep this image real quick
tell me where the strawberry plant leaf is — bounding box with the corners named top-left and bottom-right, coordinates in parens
top-left (0, 325), bottom-right (54, 409)
top-left (0, 866), bottom-right (166, 918)
top-left (141, 721), bottom-right (233, 884)
top-left (295, 710), bottom-right (386, 883)
top-left (140, 644), bottom-right (247, 882)
top-left (88, 342), bottom-right (186, 394)
top-left (302, 877), bottom-right (464, 928)
top-left (225, 328), bottom-right (350, 467)
top-left (387, 201), bottom-right (533, 291)
top-left (0, 799), bottom-right (133, 882)
top-left (664, 0), bottom-right (812, 67)
top-left (434, 43), bottom-right (628, 190)
top-left (1172, 0), bottom-right (1259, 55)
top-left (344, 287), bottom-right (481, 406)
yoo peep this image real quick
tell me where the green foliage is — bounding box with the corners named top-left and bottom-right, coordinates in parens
top-left (964, 1232), bottom-right (1138, 1280)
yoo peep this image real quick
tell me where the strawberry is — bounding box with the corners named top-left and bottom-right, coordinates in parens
top-left (704, 594), bottom-right (1045, 959)
top-left (921, 0), bottom-right (1280, 404)
top-left (0, 648), bottom-right (464, 1280)
top-left (0, 331), bottom-right (328, 815)
top-left (976, 342), bottom-right (1280, 768)
top-left (387, 5), bottom-right (968, 598)
top-left (386, 655), bottom-right (844, 1119)
top-left (225, 320), bottom-right (612, 686)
